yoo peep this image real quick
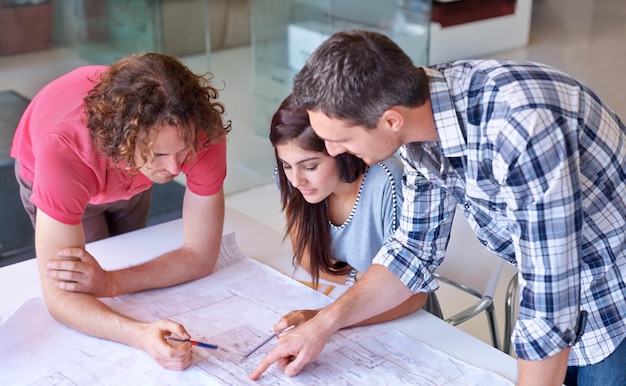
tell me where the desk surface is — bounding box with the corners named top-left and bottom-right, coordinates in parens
top-left (0, 206), bottom-right (517, 382)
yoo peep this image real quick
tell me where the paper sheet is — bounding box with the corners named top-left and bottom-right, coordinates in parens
top-left (0, 233), bottom-right (513, 385)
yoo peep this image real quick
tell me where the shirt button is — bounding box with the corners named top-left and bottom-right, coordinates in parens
top-left (464, 203), bottom-right (470, 209)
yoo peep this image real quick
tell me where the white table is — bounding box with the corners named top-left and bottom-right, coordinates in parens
top-left (0, 206), bottom-right (517, 382)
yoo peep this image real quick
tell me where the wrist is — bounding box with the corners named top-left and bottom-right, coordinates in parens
top-left (316, 303), bottom-right (347, 334)
top-left (107, 270), bottom-right (122, 297)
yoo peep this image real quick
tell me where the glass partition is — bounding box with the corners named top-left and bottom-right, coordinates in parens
top-left (251, 0), bottom-right (432, 136)
top-left (51, 0), bottom-right (211, 73)
top-left (69, 0), bottom-right (163, 64)
top-left (1, 0), bottom-right (431, 198)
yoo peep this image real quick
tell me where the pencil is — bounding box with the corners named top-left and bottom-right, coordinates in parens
top-left (240, 326), bottom-right (293, 362)
top-left (166, 335), bottom-right (219, 350)
top-left (240, 331), bottom-right (278, 362)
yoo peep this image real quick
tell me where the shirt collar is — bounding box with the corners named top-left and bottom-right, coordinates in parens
top-left (423, 67), bottom-right (467, 158)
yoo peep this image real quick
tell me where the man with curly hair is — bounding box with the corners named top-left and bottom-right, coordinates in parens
top-left (11, 53), bottom-right (231, 370)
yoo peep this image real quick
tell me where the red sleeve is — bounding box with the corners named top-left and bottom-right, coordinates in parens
top-left (30, 133), bottom-right (100, 224)
top-left (182, 140), bottom-right (227, 196)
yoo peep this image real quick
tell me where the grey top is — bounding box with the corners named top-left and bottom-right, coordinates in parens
top-left (329, 156), bottom-right (404, 272)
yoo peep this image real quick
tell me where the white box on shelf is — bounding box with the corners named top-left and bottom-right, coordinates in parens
top-left (287, 22), bottom-right (331, 70)
top-left (429, 0), bottom-right (533, 64)
top-left (287, 20), bottom-right (428, 70)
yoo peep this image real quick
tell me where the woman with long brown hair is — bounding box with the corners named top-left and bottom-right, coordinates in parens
top-left (270, 94), bottom-right (427, 328)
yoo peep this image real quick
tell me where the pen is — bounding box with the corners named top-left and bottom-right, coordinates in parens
top-left (240, 328), bottom-right (289, 362)
top-left (166, 335), bottom-right (219, 350)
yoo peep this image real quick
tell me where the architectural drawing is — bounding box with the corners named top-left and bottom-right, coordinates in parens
top-left (0, 233), bottom-right (513, 385)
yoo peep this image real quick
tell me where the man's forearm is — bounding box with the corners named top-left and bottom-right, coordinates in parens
top-left (44, 288), bottom-right (146, 349)
top-left (318, 264), bottom-right (414, 330)
top-left (110, 245), bottom-right (214, 296)
top-left (517, 348), bottom-right (570, 386)
top-left (35, 212), bottom-right (143, 344)
top-left (109, 187), bottom-right (226, 296)
top-left (349, 293), bottom-right (427, 327)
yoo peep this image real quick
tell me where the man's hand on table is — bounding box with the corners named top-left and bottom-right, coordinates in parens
top-left (46, 247), bottom-right (114, 297)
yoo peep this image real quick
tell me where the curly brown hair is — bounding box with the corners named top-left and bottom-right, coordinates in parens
top-left (83, 52), bottom-right (231, 170)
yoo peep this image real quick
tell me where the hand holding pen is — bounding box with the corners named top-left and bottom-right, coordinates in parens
top-left (241, 327), bottom-right (290, 362)
top-left (241, 311), bottom-right (315, 362)
top-left (143, 319), bottom-right (198, 370)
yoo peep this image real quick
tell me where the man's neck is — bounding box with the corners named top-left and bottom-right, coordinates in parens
top-left (401, 99), bottom-right (438, 144)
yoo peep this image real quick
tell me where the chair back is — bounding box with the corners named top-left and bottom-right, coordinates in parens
top-left (436, 207), bottom-right (504, 299)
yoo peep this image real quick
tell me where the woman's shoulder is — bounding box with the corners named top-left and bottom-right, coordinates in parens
top-left (369, 156), bottom-right (404, 182)
top-left (379, 155), bottom-right (404, 171)
top-left (359, 157), bottom-right (404, 202)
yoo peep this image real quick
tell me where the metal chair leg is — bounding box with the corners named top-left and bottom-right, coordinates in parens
top-left (503, 273), bottom-right (518, 355)
top-left (486, 302), bottom-right (500, 350)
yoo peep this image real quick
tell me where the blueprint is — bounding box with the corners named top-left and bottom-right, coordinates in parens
top-left (0, 233), bottom-right (513, 385)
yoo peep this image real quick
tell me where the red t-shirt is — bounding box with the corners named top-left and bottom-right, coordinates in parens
top-left (11, 66), bottom-right (227, 225)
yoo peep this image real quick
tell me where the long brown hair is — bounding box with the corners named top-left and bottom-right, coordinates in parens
top-left (270, 95), bottom-right (366, 286)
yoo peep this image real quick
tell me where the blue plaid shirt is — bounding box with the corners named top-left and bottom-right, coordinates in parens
top-left (372, 60), bottom-right (626, 366)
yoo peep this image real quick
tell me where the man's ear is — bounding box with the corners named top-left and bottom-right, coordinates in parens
top-left (379, 108), bottom-right (403, 133)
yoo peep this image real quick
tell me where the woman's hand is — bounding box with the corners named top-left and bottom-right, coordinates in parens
top-left (274, 309), bottom-right (321, 332)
